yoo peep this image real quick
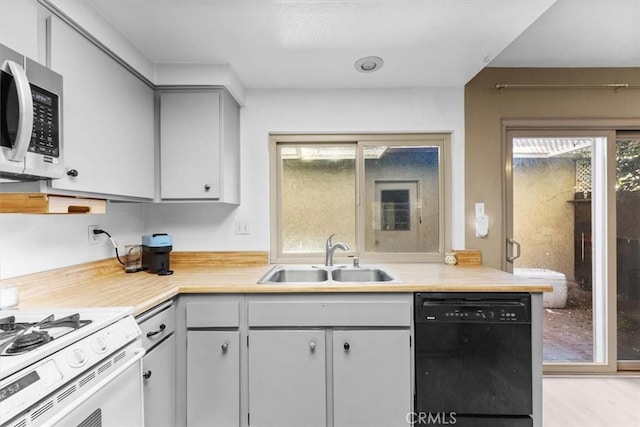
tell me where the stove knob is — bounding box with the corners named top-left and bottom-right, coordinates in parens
top-left (91, 335), bottom-right (109, 354)
top-left (67, 348), bottom-right (88, 368)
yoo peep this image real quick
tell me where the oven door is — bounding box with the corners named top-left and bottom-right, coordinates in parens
top-left (46, 347), bottom-right (145, 427)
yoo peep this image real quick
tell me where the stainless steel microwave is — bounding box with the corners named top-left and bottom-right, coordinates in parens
top-left (1, 43), bottom-right (64, 180)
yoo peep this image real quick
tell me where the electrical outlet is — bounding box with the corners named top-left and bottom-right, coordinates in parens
top-left (88, 225), bottom-right (102, 245)
top-left (234, 220), bottom-right (250, 235)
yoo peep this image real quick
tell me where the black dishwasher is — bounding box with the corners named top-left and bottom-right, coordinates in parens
top-left (414, 293), bottom-right (533, 427)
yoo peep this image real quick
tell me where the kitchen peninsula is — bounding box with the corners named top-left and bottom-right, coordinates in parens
top-left (1, 253), bottom-right (551, 427)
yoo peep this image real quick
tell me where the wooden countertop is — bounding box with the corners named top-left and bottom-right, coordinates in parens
top-left (1, 255), bottom-right (553, 316)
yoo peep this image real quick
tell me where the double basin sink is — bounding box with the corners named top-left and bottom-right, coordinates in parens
top-left (258, 265), bottom-right (402, 284)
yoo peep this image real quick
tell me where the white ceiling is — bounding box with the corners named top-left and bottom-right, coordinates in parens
top-left (83, 0), bottom-right (640, 89)
top-left (491, 0), bottom-right (640, 68)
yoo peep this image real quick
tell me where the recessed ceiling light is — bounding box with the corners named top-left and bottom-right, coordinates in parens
top-left (355, 56), bottom-right (383, 73)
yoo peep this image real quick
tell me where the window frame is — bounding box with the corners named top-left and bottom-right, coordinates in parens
top-left (269, 133), bottom-right (452, 264)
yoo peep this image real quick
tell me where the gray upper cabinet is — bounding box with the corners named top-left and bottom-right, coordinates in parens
top-left (0, 0), bottom-right (40, 61)
top-left (48, 17), bottom-right (155, 200)
top-left (159, 89), bottom-right (240, 203)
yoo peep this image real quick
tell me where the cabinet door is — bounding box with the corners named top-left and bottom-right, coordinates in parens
top-left (333, 330), bottom-right (412, 427)
top-left (160, 92), bottom-right (221, 200)
top-left (0, 0), bottom-right (39, 60)
top-left (248, 330), bottom-right (326, 427)
top-left (143, 334), bottom-right (176, 427)
top-left (49, 17), bottom-right (154, 199)
top-left (187, 330), bottom-right (240, 427)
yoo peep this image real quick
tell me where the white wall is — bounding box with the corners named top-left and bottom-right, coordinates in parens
top-left (0, 87), bottom-right (464, 279)
top-left (0, 203), bottom-right (144, 279)
top-left (145, 87), bottom-right (466, 254)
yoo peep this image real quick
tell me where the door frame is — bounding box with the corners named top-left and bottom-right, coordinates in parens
top-left (502, 118), bottom-right (640, 374)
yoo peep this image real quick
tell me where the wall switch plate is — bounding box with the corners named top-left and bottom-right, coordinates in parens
top-left (475, 202), bottom-right (485, 217)
top-left (235, 220), bottom-right (250, 235)
top-left (88, 225), bottom-right (102, 245)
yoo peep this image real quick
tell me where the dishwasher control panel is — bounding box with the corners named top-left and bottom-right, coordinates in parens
top-left (415, 292), bottom-right (531, 324)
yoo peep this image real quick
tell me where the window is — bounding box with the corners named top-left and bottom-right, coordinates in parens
top-left (270, 134), bottom-right (451, 263)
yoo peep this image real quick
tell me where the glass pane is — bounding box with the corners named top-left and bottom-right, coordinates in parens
top-left (364, 146), bottom-right (439, 253)
top-left (512, 137), bottom-right (594, 363)
top-left (381, 190), bottom-right (410, 231)
top-left (616, 137), bottom-right (640, 361)
top-left (280, 145), bottom-right (356, 253)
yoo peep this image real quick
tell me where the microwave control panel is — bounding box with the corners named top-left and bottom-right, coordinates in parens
top-left (27, 84), bottom-right (60, 159)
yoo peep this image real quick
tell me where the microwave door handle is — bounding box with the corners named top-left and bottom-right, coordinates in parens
top-left (2, 60), bottom-right (34, 161)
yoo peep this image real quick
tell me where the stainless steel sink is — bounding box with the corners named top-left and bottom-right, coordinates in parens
top-left (258, 266), bottom-right (329, 283)
top-left (258, 265), bottom-right (402, 284)
top-left (331, 268), bottom-right (396, 282)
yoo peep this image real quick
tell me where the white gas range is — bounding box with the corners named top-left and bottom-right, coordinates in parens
top-left (0, 308), bottom-right (144, 427)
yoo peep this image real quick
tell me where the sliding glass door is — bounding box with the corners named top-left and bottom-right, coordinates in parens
top-left (505, 129), bottom-right (616, 372)
top-left (616, 133), bottom-right (640, 369)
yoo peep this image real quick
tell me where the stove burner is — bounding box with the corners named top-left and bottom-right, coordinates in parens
top-left (0, 316), bottom-right (21, 340)
top-left (0, 313), bottom-right (92, 356)
top-left (6, 331), bottom-right (52, 354)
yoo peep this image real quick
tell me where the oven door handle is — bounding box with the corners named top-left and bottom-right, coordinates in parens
top-left (1, 60), bottom-right (34, 162)
top-left (41, 347), bottom-right (145, 427)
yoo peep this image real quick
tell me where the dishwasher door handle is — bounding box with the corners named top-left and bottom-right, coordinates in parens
top-left (506, 238), bottom-right (521, 263)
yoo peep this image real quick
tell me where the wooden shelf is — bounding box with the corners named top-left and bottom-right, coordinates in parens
top-left (0, 193), bottom-right (106, 214)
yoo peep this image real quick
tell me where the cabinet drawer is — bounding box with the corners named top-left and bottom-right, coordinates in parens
top-left (139, 305), bottom-right (176, 351)
top-left (248, 301), bottom-right (411, 327)
top-left (186, 302), bottom-right (240, 327)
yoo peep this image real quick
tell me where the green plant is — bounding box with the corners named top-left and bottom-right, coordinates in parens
top-left (617, 139), bottom-right (640, 192)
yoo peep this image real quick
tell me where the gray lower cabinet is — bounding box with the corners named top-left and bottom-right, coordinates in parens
top-left (248, 330), bottom-right (327, 427)
top-left (187, 330), bottom-right (240, 427)
top-left (175, 294), bottom-right (412, 427)
top-left (143, 334), bottom-right (177, 427)
top-left (180, 298), bottom-right (242, 427)
top-left (138, 302), bottom-right (177, 427)
top-left (246, 294), bottom-right (413, 427)
top-left (332, 330), bottom-right (412, 427)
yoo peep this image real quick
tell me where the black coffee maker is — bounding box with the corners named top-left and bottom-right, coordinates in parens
top-left (142, 233), bottom-right (173, 275)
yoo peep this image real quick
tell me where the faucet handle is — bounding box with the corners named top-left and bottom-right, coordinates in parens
top-left (326, 234), bottom-right (337, 246)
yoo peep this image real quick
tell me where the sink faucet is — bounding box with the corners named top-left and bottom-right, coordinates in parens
top-left (325, 234), bottom-right (350, 267)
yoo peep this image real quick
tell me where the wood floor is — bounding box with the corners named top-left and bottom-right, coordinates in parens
top-left (543, 376), bottom-right (640, 427)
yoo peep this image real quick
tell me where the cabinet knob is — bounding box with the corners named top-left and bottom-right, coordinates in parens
top-left (343, 342), bottom-right (350, 351)
top-left (204, 184), bottom-right (211, 191)
top-left (146, 324), bottom-right (166, 337)
top-left (221, 342), bottom-right (229, 352)
top-left (143, 370), bottom-right (152, 380)
top-left (309, 341), bottom-right (316, 352)
top-left (66, 169), bottom-right (79, 177)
